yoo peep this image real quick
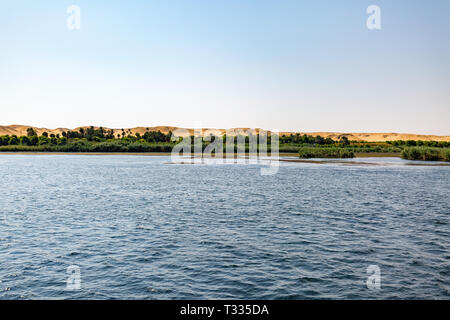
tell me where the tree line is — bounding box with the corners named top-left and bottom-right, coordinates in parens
top-left (280, 133), bottom-right (350, 146)
top-left (0, 128), bottom-right (448, 159)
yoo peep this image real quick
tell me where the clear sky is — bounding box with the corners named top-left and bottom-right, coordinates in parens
top-left (1, 0), bottom-right (449, 134)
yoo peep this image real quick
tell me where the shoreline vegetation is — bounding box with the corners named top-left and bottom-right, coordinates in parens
top-left (298, 147), bottom-right (354, 159)
top-left (0, 127), bottom-right (449, 161)
top-left (401, 147), bottom-right (450, 162)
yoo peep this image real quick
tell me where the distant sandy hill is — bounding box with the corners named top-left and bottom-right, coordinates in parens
top-left (1, 125), bottom-right (449, 142)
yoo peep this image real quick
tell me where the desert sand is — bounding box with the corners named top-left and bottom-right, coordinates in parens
top-left (0, 125), bottom-right (449, 142)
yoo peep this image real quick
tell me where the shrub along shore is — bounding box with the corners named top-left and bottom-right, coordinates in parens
top-left (401, 147), bottom-right (450, 162)
top-left (0, 127), bottom-right (449, 161)
top-left (298, 147), bottom-right (354, 159)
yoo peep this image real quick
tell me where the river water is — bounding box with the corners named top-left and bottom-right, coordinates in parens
top-left (0, 155), bottom-right (448, 299)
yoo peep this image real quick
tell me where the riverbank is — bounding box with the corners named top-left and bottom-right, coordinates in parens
top-left (3, 152), bottom-right (449, 167)
top-left (1, 132), bottom-right (448, 162)
top-left (0, 151), bottom-right (174, 156)
top-left (0, 151), bottom-right (399, 158)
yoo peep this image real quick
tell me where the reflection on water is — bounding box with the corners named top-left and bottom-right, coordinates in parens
top-left (0, 155), bottom-right (449, 299)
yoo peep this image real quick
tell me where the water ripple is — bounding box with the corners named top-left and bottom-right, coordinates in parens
top-left (0, 155), bottom-right (448, 299)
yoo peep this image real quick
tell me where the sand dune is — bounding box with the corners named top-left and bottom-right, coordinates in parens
top-left (0, 125), bottom-right (449, 142)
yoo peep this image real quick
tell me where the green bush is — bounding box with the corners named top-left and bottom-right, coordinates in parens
top-left (401, 147), bottom-right (450, 162)
top-left (298, 147), bottom-right (354, 159)
top-left (444, 149), bottom-right (450, 162)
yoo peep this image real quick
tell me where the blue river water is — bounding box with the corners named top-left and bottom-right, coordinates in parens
top-left (0, 155), bottom-right (449, 299)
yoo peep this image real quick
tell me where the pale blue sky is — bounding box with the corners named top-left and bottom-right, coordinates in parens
top-left (1, 0), bottom-right (449, 134)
